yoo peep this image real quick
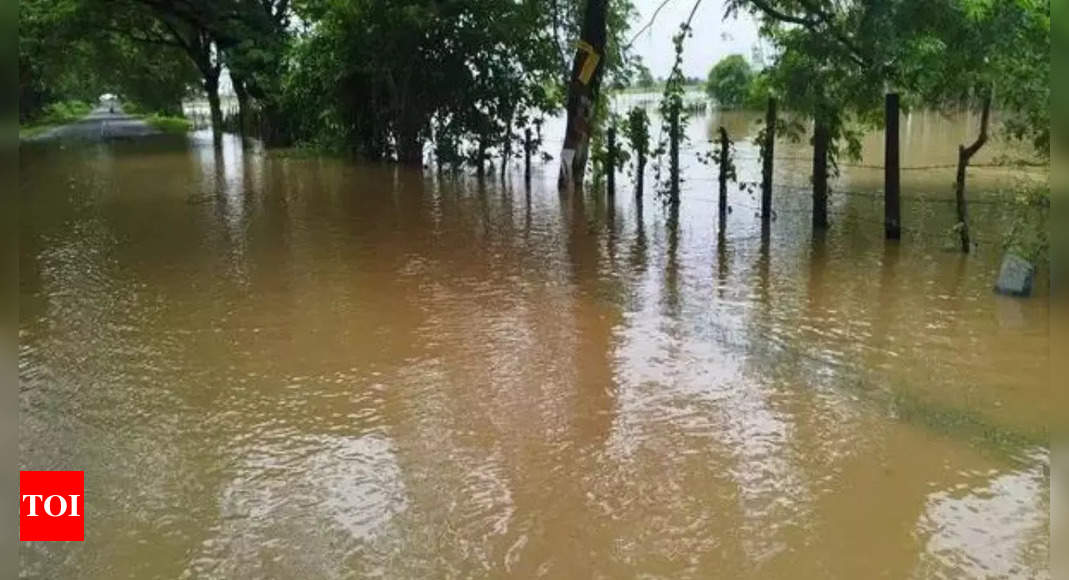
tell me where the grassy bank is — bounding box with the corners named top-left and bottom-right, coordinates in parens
top-left (121, 101), bottom-right (193, 135)
top-left (19, 100), bottom-right (92, 139)
top-left (144, 114), bottom-right (193, 134)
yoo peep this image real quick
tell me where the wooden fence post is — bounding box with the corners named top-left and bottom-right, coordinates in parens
top-left (761, 98), bottom-right (776, 223)
top-left (718, 126), bottom-right (730, 231)
top-left (669, 106), bottom-right (681, 205)
top-left (812, 113), bottom-right (829, 229)
top-left (885, 93), bottom-right (901, 239)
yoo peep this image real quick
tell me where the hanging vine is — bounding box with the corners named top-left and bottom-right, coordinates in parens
top-left (651, 21), bottom-right (692, 205)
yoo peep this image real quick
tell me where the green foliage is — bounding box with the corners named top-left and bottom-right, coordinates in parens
top-left (34, 100), bottom-right (91, 124)
top-left (18, 100), bottom-right (91, 137)
top-left (731, 0), bottom-right (1049, 158)
top-left (1002, 185), bottom-right (1050, 264)
top-left (743, 70), bottom-right (773, 109)
top-left (761, 24), bottom-right (876, 170)
top-left (23, 0), bottom-right (642, 157)
top-left (19, 0), bottom-right (104, 120)
top-left (896, 0), bottom-right (1049, 157)
top-left (284, 0), bottom-right (637, 164)
top-left (97, 36), bottom-right (199, 116)
top-left (650, 22), bottom-right (692, 203)
top-left (622, 107), bottom-right (649, 164)
top-left (286, 0), bottom-right (567, 162)
top-left (19, 0), bottom-right (199, 120)
top-left (705, 54), bottom-right (754, 108)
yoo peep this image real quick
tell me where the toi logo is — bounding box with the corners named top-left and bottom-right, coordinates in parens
top-left (20, 471), bottom-right (84, 541)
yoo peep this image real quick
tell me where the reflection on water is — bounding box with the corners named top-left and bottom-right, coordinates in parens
top-left (19, 109), bottom-right (1049, 579)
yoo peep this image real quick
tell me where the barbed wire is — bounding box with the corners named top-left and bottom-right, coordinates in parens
top-left (729, 155), bottom-right (1039, 172)
top-left (680, 176), bottom-right (1020, 206)
top-left (667, 181), bottom-right (1006, 246)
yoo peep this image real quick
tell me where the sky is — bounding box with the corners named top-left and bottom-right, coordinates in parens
top-left (628, 0), bottom-right (762, 79)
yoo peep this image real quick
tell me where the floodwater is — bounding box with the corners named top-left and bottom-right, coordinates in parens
top-left (19, 109), bottom-right (1050, 579)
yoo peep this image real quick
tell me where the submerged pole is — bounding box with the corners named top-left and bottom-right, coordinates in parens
top-left (606, 125), bottom-right (616, 198)
top-left (761, 98), bottom-right (776, 224)
top-left (524, 127), bottom-right (532, 183)
top-left (718, 126), bottom-right (729, 231)
top-left (812, 112), bottom-right (829, 229)
top-left (669, 105), bottom-right (680, 205)
top-left (884, 93), bottom-right (901, 239)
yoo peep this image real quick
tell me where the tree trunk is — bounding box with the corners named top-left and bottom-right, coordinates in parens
top-left (953, 92), bottom-right (992, 253)
top-left (812, 113), bottom-right (829, 229)
top-left (476, 139), bottom-right (487, 177)
top-left (524, 127), bottom-right (532, 183)
top-left (397, 130), bottom-right (424, 166)
top-left (232, 75), bottom-right (249, 137)
top-left (500, 115), bottom-right (512, 180)
top-left (204, 71), bottom-right (223, 139)
top-left (761, 98), bottom-right (777, 223)
top-left (259, 101), bottom-right (291, 147)
top-left (884, 93), bottom-right (901, 239)
top-left (558, 0), bottom-right (608, 193)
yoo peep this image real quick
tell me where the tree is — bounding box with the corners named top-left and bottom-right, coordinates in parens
top-left (79, 0), bottom-right (294, 141)
top-left (94, 31), bottom-right (199, 115)
top-left (706, 54), bottom-right (754, 108)
top-left (76, 0), bottom-right (228, 136)
top-left (559, 0), bottom-right (609, 191)
top-left (215, 0), bottom-right (291, 142)
top-left (19, 0), bottom-right (199, 121)
top-left (892, 0), bottom-right (1049, 251)
top-left (285, 0), bottom-right (565, 163)
top-left (19, 0), bottom-right (105, 120)
top-left (24, 0), bottom-right (641, 160)
top-left (726, 0), bottom-right (1047, 241)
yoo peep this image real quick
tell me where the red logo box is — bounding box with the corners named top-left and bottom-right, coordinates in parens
top-left (20, 471), bottom-right (84, 541)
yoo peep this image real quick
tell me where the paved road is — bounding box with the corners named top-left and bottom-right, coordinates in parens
top-left (26, 105), bottom-right (160, 142)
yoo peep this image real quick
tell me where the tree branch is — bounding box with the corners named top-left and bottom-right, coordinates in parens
top-left (626, 0), bottom-right (675, 48)
top-left (745, 0), bottom-right (867, 68)
top-left (684, 0), bottom-right (704, 29)
top-left (98, 24), bottom-right (183, 48)
top-left (794, 0), bottom-right (867, 67)
top-left (963, 91), bottom-right (992, 159)
top-left (159, 18), bottom-right (193, 52)
top-left (746, 0), bottom-right (813, 26)
top-left (551, 0), bottom-right (570, 80)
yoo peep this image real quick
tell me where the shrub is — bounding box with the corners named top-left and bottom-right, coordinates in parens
top-left (1002, 185), bottom-right (1049, 264)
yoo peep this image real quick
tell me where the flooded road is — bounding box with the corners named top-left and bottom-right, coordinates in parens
top-left (19, 110), bottom-right (1050, 578)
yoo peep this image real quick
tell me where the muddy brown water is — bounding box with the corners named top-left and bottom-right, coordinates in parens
top-left (19, 110), bottom-right (1049, 578)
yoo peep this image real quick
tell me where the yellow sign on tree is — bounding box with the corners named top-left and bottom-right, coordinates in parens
top-left (576, 41), bottom-right (601, 85)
